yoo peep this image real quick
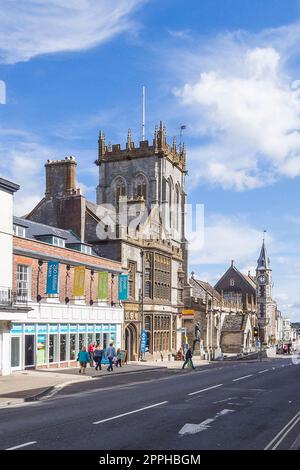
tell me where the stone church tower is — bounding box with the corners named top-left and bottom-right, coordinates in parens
top-left (256, 236), bottom-right (277, 344)
top-left (94, 122), bottom-right (188, 360)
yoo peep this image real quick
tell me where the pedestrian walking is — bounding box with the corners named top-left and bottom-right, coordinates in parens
top-left (77, 346), bottom-right (91, 374)
top-left (116, 348), bottom-right (122, 368)
top-left (182, 347), bottom-right (196, 370)
top-left (94, 344), bottom-right (103, 371)
top-left (106, 342), bottom-right (116, 372)
top-left (88, 342), bottom-right (95, 366)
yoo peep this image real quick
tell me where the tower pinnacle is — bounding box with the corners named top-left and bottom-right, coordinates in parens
top-left (257, 232), bottom-right (270, 270)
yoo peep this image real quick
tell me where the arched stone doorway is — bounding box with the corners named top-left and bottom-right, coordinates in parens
top-left (125, 323), bottom-right (138, 361)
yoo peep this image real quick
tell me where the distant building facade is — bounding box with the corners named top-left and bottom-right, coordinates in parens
top-left (183, 239), bottom-right (281, 357)
top-left (183, 270), bottom-right (255, 359)
top-left (255, 239), bottom-right (277, 344)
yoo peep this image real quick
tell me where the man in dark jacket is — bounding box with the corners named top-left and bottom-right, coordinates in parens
top-left (182, 347), bottom-right (196, 369)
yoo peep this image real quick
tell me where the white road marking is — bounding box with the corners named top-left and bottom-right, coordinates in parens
top-left (213, 397), bottom-right (237, 404)
top-left (290, 433), bottom-right (300, 450)
top-left (258, 369), bottom-right (270, 374)
top-left (93, 401), bottom-right (168, 425)
top-left (232, 375), bottom-right (253, 382)
top-left (188, 384), bottom-right (223, 396)
top-left (179, 409), bottom-right (234, 436)
top-left (265, 411), bottom-right (300, 450)
top-left (6, 441), bottom-right (37, 450)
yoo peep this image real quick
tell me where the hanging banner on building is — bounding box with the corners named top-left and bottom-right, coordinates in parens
top-left (118, 274), bottom-right (128, 301)
top-left (140, 330), bottom-right (147, 354)
top-left (98, 271), bottom-right (108, 300)
top-left (46, 261), bottom-right (59, 294)
top-left (73, 266), bottom-right (86, 296)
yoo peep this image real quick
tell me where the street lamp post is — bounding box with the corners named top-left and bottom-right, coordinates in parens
top-left (258, 317), bottom-right (270, 362)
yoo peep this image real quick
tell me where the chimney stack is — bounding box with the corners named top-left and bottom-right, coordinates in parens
top-left (45, 156), bottom-right (77, 198)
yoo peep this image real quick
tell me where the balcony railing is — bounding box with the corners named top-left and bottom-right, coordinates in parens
top-left (0, 287), bottom-right (28, 306)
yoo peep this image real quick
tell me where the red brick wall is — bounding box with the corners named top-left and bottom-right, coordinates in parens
top-left (13, 237), bottom-right (121, 305)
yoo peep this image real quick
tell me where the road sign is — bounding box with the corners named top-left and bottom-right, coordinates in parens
top-left (176, 328), bottom-right (187, 332)
top-left (181, 309), bottom-right (194, 315)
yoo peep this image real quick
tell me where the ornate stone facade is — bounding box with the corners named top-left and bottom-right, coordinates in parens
top-left (95, 122), bottom-right (188, 360)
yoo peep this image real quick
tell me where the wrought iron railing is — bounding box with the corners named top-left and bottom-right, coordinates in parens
top-left (0, 287), bottom-right (28, 305)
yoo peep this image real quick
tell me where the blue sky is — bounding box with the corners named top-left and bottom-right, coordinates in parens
top-left (1, 0), bottom-right (300, 320)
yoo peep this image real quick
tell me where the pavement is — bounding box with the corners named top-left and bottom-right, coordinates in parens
top-left (0, 358), bottom-right (209, 407)
top-left (0, 356), bottom-right (299, 450)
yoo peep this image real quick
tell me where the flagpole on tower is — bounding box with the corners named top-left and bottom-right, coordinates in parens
top-left (142, 85), bottom-right (145, 141)
top-left (179, 124), bottom-right (186, 153)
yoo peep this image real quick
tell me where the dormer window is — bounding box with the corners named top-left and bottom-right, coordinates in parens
top-left (52, 237), bottom-right (65, 248)
top-left (13, 225), bottom-right (26, 237)
top-left (65, 242), bottom-right (92, 255)
top-left (35, 234), bottom-right (66, 247)
top-left (81, 245), bottom-right (92, 255)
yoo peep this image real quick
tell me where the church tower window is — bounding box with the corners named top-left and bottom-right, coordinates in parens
top-left (175, 185), bottom-right (180, 231)
top-left (114, 177), bottom-right (126, 206)
top-left (135, 174), bottom-right (147, 201)
top-left (168, 179), bottom-right (173, 228)
top-left (144, 256), bottom-right (153, 299)
top-left (128, 260), bottom-right (136, 299)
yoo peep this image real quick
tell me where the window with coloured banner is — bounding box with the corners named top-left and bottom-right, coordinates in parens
top-left (37, 334), bottom-right (47, 365)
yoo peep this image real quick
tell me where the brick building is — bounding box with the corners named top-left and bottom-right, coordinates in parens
top-left (11, 217), bottom-right (124, 371)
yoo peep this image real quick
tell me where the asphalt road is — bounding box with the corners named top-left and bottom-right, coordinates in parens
top-left (0, 357), bottom-right (299, 450)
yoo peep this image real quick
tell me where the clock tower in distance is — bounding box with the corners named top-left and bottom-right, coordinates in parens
top-left (256, 234), bottom-right (276, 344)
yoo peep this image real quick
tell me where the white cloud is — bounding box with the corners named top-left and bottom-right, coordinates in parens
top-left (166, 29), bottom-right (192, 41)
top-left (0, 0), bottom-right (145, 64)
top-left (187, 212), bottom-right (300, 319)
top-left (0, 129), bottom-right (52, 214)
top-left (188, 213), bottom-right (265, 265)
top-left (173, 31), bottom-right (300, 190)
top-left (0, 127), bottom-right (100, 215)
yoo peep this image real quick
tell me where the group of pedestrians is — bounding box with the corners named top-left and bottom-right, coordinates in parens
top-left (76, 342), bottom-right (123, 374)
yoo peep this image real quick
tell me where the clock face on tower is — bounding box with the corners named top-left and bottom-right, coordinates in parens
top-left (258, 274), bottom-right (266, 284)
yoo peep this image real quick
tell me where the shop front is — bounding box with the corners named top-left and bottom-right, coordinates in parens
top-left (10, 322), bottom-right (121, 369)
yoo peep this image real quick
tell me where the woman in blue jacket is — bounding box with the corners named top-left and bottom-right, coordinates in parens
top-left (77, 346), bottom-right (91, 374)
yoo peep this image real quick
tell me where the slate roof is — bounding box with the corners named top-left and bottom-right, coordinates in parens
top-left (86, 200), bottom-right (100, 219)
top-left (214, 264), bottom-right (256, 292)
top-left (257, 240), bottom-right (270, 270)
top-left (239, 271), bottom-right (257, 289)
top-left (14, 216), bottom-right (81, 245)
top-left (0, 177), bottom-right (19, 194)
top-left (189, 277), bottom-right (222, 302)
